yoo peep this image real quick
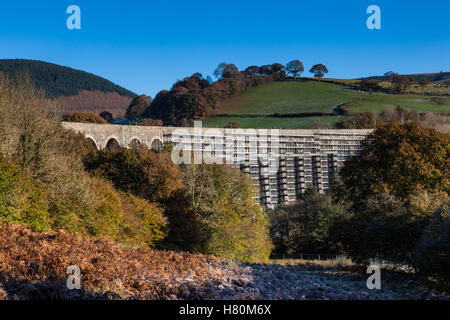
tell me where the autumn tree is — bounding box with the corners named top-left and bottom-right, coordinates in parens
top-left (244, 65), bottom-right (260, 77)
top-left (178, 164), bottom-right (273, 262)
top-left (270, 63), bottom-right (285, 73)
top-left (392, 75), bottom-right (412, 93)
top-left (125, 94), bottom-right (152, 119)
top-left (142, 62), bottom-right (282, 125)
top-left (270, 63), bottom-right (287, 80)
top-left (285, 60), bottom-right (304, 78)
top-left (269, 190), bottom-right (347, 254)
top-left (83, 147), bottom-right (183, 205)
top-left (335, 122), bottom-right (449, 206)
top-left (99, 111), bottom-right (114, 123)
top-left (62, 112), bottom-right (107, 124)
top-left (144, 74), bottom-right (212, 126)
top-left (331, 122), bottom-right (449, 266)
top-left (258, 65), bottom-right (272, 76)
top-left (0, 72), bottom-right (167, 246)
top-left (214, 62), bottom-right (239, 79)
top-left (309, 64), bottom-right (328, 80)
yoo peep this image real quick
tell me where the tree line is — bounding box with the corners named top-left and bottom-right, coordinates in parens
top-left (0, 59), bottom-right (137, 99)
top-left (128, 61), bottom-right (329, 126)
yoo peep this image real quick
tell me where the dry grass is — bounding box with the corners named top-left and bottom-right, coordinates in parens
top-left (268, 257), bottom-right (355, 269)
top-left (0, 221), bottom-right (236, 300)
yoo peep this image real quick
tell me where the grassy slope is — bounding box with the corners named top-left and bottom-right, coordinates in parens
top-left (204, 116), bottom-right (341, 129)
top-left (206, 80), bottom-right (449, 129)
top-left (213, 80), bottom-right (366, 115)
top-left (350, 94), bottom-right (450, 113)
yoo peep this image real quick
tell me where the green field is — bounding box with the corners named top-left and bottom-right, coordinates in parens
top-left (349, 94), bottom-right (450, 113)
top-left (204, 115), bottom-right (342, 129)
top-left (213, 80), bottom-right (366, 115)
top-left (207, 80), bottom-right (450, 129)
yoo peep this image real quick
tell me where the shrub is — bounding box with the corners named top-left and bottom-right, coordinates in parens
top-left (335, 122), bottom-right (449, 208)
top-left (331, 193), bottom-right (422, 265)
top-left (176, 164), bottom-right (273, 263)
top-left (119, 192), bottom-right (166, 247)
top-left (62, 112), bottom-right (107, 124)
top-left (83, 147), bottom-right (183, 205)
top-left (331, 123), bottom-right (449, 267)
top-left (412, 205), bottom-right (450, 288)
top-left (0, 160), bottom-right (52, 232)
top-left (270, 189), bottom-right (347, 254)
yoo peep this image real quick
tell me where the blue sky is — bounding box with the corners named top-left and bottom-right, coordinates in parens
top-left (0, 0), bottom-right (449, 96)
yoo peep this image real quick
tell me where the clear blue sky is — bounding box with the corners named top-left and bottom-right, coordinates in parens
top-left (0, 0), bottom-right (449, 96)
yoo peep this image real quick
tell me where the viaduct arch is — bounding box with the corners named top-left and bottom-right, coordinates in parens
top-left (62, 122), bottom-right (166, 151)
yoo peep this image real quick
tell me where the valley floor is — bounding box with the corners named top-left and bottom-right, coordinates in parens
top-left (0, 222), bottom-right (448, 300)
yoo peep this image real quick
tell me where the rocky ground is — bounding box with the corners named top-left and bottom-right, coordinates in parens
top-left (193, 261), bottom-right (449, 300)
top-left (0, 222), bottom-right (448, 300)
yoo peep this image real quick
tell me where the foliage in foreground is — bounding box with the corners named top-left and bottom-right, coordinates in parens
top-left (185, 164), bottom-right (273, 262)
top-left (330, 122), bottom-right (449, 286)
top-left (412, 207), bottom-right (450, 288)
top-left (0, 73), bottom-right (166, 248)
top-left (1, 73), bottom-right (271, 262)
top-left (269, 187), bottom-right (347, 254)
top-left (269, 122), bottom-right (449, 287)
top-left (0, 221), bottom-right (226, 300)
top-left (336, 122), bottom-right (449, 205)
top-left (82, 144), bottom-right (273, 262)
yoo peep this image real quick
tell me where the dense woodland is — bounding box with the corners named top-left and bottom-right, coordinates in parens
top-left (0, 60), bottom-right (136, 118)
top-left (0, 59), bottom-right (137, 98)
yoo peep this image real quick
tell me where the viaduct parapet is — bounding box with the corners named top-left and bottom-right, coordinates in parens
top-left (62, 122), bottom-right (373, 207)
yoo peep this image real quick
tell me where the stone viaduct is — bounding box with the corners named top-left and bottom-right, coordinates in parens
top-left (62, 122), bottom-right (167, 151)
top-left (62, 122), bottom-right (373, 206)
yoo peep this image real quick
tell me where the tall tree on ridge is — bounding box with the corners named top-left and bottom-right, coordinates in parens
top-left (310, 64), bottom-right (328, 81)
top-left (286, 60), bottom-right (304, 79)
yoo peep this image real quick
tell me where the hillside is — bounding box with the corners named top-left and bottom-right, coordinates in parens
top-left (212, 80), bottom-right (365, 115)
top-left (205, 80), bottom-right (450, 129)
top-left (0, 59), bottom-right (137, 117)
